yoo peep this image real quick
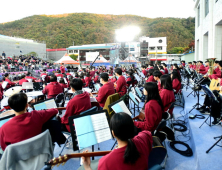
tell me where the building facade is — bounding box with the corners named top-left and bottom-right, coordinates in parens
top-left (66, 36), bottom-right (167, 64)
top-left (0, 34), bottom-right (46, 59)
top-left (194, 0), bottom-right (222, 61)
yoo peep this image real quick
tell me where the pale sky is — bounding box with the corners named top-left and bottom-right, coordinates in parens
top-left (0, 0), bottom-right (195, 24)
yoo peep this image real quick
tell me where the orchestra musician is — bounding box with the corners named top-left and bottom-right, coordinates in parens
top-left (126, 71), bottom-right (136, 87)
top-left (25, 72), bottom-right (37, 82)
top-left (19, 75), bottom-right (29, 85)
top-left (42, 75), bottom-right (64, 99)
top-left (146, 69), bottom-right (156, 83)
top-left (208, 61), bottom-right (221, 79)
top-left (159, 74), bottom-right (175, 116)
top-left (60, 63), bottom-right (65, 74)
top-left (153, 71), bottom-right (162, 91)
top-left (4, 73), bottom-right (16, 89)
top-left (171, 71), bottom-right (181, 93)
top-left (61, 79), bottom-right (91, 132)
top-left (162, 63), bottom-right (168, 74)
top-left (134, 82), bottom-right (163, 132)
top-left (0, 93), bottom-right (58, 151)
top-left (80, 113), bottom-right (153, 170)
top-left (114, 68), bottom-right (127, 97)
top-left (90, 73), bottom-right (115, 108)
top-left (141, 65), bottom-right (147, 77)
top-left (188, 62), bottom-right (193, 69)
top-left (85, 72), bottom-right (92, 87)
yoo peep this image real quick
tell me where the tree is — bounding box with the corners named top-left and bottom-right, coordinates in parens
top-left (69, 54), bottom-right (78, 61)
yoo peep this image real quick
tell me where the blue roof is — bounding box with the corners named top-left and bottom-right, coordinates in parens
top-left (67, 45), bottom-right (113, 50)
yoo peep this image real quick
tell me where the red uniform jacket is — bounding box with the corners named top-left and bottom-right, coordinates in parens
top-left (164, 68), bottom-right (168, 74)
top-left (96, 82), bottom-right (115, 107)
top-left (126, 77), bottom-right (134, 87)
top-left (5, 78), bottom-right (16, 89)
top-left (66, 73), bottom-right (71, 76)
top-left (94, 75), bottom-right (99, 83)
top-left (203, 66), bottom-right (209, 75)
top-left (209, 68), bottom-right (221, 79)
top-left (146, 75), bottom-right (156, 83)
top-left (182, 63), bottom-right (185, 67)
top-left (90, 71), bottom-right (96, 77)
top-left (157, 81), bottom-right (162, 91)
top-left (98, 131), bottom-right (152, 170)
top-left (0, 84), bottom-right (3, 100)
top-left (42, 82), bottom-right (64, 99)
top-left (213, 67), bottom-right (219, 74)
top-left (40, 73), bottom-right (47, 77)
top-left (0, 109), bottom-right (58, 151)
top-left (192, 65), bottom-right (197, 70)
top-left (81, 79), bottom-right (86, 87)
top-left (134, 100), bottom-right (162, 132)
top-left (142, 70), bottom-right (147, 76)
top-left (172, 78), bottom-right (181, 93)
top-left (115, 76), bottom-right (127, 97)
top-left (85, 77), bottom-right (92, 87)
top-left (26, 76), bottom-right (37, 81)
top-left (199, 65), bottom-right (206, 74)
top-left (189, 65), bottom-right (193, 69)
top-left (59, 83), bottom-right (68, 88)
top-left (160, 89), bottom-right (175, 115)
top-left (111, 78), bottom-right (117, 83)
top-left (60, 65), bottom-right (65, 74)
top-left (61, 92), bottom-right (91, 132)
top-left (160, 70), bottom-right (165, 75)
top-left (19, 79), bottom-right (29, 85)
top-left (56, 74), bottom-right (64, 78)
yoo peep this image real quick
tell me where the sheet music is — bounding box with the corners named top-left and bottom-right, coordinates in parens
top-left (91, 113), bottom-right (112, 143)
top-left (135, 87), bottom-right (143, 98)
top-left (90, 97), bottom-right (97, 102)
top-left (45, 99), bottom-right (57, 109)
top-left (134, 74), bottom-right (141, 82)
top-left (139, 72), bottom-right (145, 78)
top-left (74, 116), bottom-right (97, 150)
top-left (94, 84), bottom-right (101, 91)
top-left (129, 92), bottom-right (140, 105)
top-left (111, 100), bottom-right (132, 116)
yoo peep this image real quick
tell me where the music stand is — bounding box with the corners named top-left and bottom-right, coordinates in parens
top-left (32, 98), bottom-right (57, 111)
top-left (108, 99), bottom-right (133, 117)
top-left (128, 92), bottom-right (141, 117)
top-left (199, 85), bottom-right (219, 128)
top-left (68, 110), bottom-right (112, 158)
top-left (22, 82), bottom-right (34, 90)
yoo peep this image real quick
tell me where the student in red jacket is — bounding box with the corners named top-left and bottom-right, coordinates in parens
top-left (141, 65), bottom-right (147, 77)
top-left (25, 72), bottom-right (37, 82)
top-left (55, 70), bottom-right (64, 78)
top-left (40, 69), bottom-right (47, 77)
top-left (19, 75), bottom-right (29, 85)
top-left (59, 78), bottom-right (68, 88)
top-left (60, 63), bottom-right (65, 74)
top-left (162, 63), bottom-right (168, 74)
top-left (134, 82), bottom-right (163, 132)
top-left (0, 93), bottom-right (58, 151)
top-left (160, 74), bottom-right (175, 116)
top-left (42, 75), bottom-right (64, 99)
top-left (81, 113), bottom-right (153, 170)
top-left (4, 73), bottom-right (16, 89)
top-left (146, 69), bottom-right (156, 83)
top-left (61, 79), bottom-right (91, 132)
top-left (85, 72), bottom-right (92, 87)
top-left (90, 73), bottom-right (115, 108)
top-left (126, 71), bottom-right (135, 87)
top-left (198, 61), bottom-right (206, 75)
top-left (153, 71), bottom-right (162, 91)
top-left (94, 72), bottom-right (100, 83)
top-left (115, 68), bottom-right (127, 97)
top-left (171, 71), bottom-right (181, 93)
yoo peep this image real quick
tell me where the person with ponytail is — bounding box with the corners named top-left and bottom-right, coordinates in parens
top-left (171, 71), bottom-right (181, 93)
top-left (160, 74), bottom-right (175, 116)
top-left (134, 82), bottom-right (163, 132)
top-left (126, 71), bottom-right (136, 87)
top-left (80, 112), bottom-right (153, 170)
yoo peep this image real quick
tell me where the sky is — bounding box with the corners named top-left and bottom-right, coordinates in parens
top-left (0, 0), bottom-right (195, 23)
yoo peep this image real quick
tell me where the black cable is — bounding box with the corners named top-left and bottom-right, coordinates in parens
top-left (172, 123), bottom-right (187, 132)
top-left (169, 141), bottom-right (193, 157)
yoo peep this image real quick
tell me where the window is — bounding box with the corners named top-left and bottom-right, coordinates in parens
top-left (130, 48), bottom-right (135, 51)
top-left (69, 50), bottom-right (73, 53)
top-left (149, 47), bottom-right (155, 51)
top-left (74, 50), bottom-right (78, 53)
top-left (198, 6), bottom-right (200, 27)
top-left (205, 0), bottom-right (209, 17)
top-left (157, 46), bottom-right (162, 50)
top-left (159, 39), bottom-right (162, 43)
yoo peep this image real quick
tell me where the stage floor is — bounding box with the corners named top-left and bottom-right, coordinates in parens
top-left (52, 88), bottom-right (222, 170)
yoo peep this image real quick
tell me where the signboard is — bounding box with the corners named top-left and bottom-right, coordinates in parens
top-left (86, 52), bottom-right (99, 62)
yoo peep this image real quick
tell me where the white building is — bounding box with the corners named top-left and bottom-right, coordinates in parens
top-left (194, 0), bottom-right (222, 61)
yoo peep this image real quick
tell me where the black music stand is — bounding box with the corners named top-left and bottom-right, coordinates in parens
top-left (199, 85), bottom-right (219, 128)
top-left (206, 135), bottom-right (222, 153)
top-left (184, 67), bottom-right (192, 91)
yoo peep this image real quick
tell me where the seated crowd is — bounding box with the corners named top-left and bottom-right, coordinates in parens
top-left (1, 60), bottom-right (206, 170)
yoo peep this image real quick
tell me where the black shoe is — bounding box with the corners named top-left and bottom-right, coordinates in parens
top-left (199, 106), bottom-right (206, 110)
top-left (212, 119), bottom-right (221, 125)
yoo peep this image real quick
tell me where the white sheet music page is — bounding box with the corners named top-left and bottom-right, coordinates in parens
top-left (90, 113), bottom-right (112, 143)
top-left (45, 99), bottom-right (57, 109)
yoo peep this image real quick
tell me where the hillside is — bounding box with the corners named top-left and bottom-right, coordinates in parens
top-left (0, 13), bottom-right (195, 53)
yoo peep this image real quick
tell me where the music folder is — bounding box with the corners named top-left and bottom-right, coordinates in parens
top-left (69, 110), bottom-right (112, 151)
top-left (32, 98), bottom-right (57, 110)
top-left (22, 82), bottom-right (33, 90)
top-left (108, 99), bottom-right (132, 116)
